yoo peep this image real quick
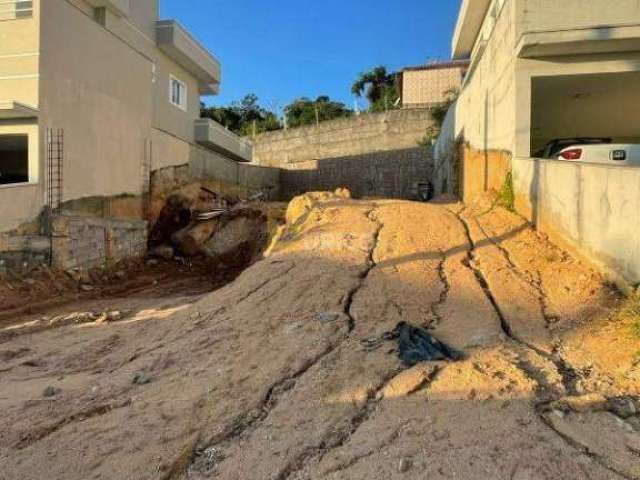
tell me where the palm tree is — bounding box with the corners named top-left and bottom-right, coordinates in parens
top-left (351, 66), bottom-right (399, 111)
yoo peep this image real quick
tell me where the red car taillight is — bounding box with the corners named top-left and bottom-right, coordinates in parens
top-left (560, 148), bottom-right (582, 160)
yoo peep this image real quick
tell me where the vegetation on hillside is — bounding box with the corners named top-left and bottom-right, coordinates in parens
top-left (351, 66), bottom-right (401, 112)
top-left (284, 96), bottom-right (353, 128)
top-left (201, 64), bottom-right (404, 135)
top-left (200, 94), bottom-right (282, 136)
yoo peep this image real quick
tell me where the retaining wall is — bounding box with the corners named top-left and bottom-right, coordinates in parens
top-left (281, 147), bottom-right (433, 200)
top-left (252, 109), bottom-right (434, 168)
top-left (51, 215), bottom-right (147, 271)
top-left (0, 234), bottom-right (51, 275)
top-left (513, 157), bottom-right (640, 288)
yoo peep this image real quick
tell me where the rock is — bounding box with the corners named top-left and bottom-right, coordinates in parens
top-left (114, 270), bottom-right (127, 279)
top-left (334, 188), bottom-right (351, 199)
top-left (96, 310), bottom-right (126, 324)
top-left (398, 457), bottom-right (413, 473)
top-left (552, 394), bottom-right (608, 413)
top-left (314, 312), bottom-right (340, 324)
top-left (23, 278), bottom-right (35, 286)
top-left (150, 245), bottom-right (175, 260)
top-left (43, 386), bottom-right (61, 398)
top-left (203, 214), bottom-right (266, 259)
top-left (608, 398), bottom-right (638, 419)
top-left (132, 371), bottom-right (151, 385)
top-left (380, 364), bottom-right (439, 399)
top-left (145, 259), bottom-right (159, 268)
top-left (172, 219), bottom-right (220, 257)
top-left (65, 269), bottom-right (82, 282)
top-left (80, 284), bottom-right (95, 292)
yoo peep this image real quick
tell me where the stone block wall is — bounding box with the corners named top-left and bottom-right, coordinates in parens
top-left (0, 234), bottom-right (51, 275)
top-left (281, 147), bottom-right (433, 200)
top-left (252, 109), bottom-right (434, 168)
top-left (51, 215), bottom-right (147, 271)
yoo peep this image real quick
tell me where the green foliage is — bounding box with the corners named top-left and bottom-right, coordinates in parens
top-left (352, 66), bottom-right (400, 112)
top-left (200, 94), bottom-right (282, 136)
top-left (419, 88), bottom-right (459, 146)
top-left (284, 96), bottom-right (353, 128)
top-left (497, 171), bottom-right (515, 212)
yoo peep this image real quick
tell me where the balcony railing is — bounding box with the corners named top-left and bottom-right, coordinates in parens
top-left (195, 118), bottom-right (253, 163)
top-left (0, 1), bottom-right (33, 21)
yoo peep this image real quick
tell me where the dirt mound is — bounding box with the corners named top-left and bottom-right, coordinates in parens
top-left (0, 192), bottom-right (636, 480)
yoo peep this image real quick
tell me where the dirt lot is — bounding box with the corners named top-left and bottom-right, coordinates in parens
top-left (0, 192), bottom-right (639, 480)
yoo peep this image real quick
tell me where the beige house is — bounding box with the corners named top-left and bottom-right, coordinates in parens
top-left (435, 0), bottom-right (640, 287)
top-left (399, 61), bottom-right (468, 108)
top-left (0, 0), bottom-right (252, 237)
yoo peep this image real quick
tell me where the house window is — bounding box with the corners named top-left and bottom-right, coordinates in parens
top-left (169, 75), bottom-right (187, 111)
top-left (0, 1), bottom-right (33, 20)
top-left (0, 134), bottom-right (29, 185)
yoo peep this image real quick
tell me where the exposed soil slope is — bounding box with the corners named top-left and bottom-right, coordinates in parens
top-left (0, 193), bottom-right (638, 480)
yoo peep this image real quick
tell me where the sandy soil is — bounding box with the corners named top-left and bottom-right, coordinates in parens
top-left (0, 193), bottom-right (638, 480)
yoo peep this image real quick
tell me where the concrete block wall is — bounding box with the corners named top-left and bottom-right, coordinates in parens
top-left (281, 147), bottom-right (433, 200)
top-left (401, 66), bottom-right (465, 107)
top-left (51, 215), bottom-right (147, 271)
top-left (252, 109), bottom-right (434, 168)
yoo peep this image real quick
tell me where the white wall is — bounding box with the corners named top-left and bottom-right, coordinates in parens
top-left (513, 157), bottom-right (640, 286)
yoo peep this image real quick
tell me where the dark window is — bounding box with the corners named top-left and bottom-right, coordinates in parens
top-left (14, 1), bottom-right (33, 19)
top-left (0, 135), bottom-right (29, 185)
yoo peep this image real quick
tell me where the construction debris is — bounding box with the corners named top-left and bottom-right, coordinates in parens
top-left (362, 321), bottom-right (462, 366)
top-left (149, 188), bottom-right (274, 261)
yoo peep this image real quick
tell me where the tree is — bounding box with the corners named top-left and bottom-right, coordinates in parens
top-left (351, 66), bottom-right (400, 112)
top-left (200, 94), bottom-right (282, 136)
top-left (284, 96), bottom-right (353, 128)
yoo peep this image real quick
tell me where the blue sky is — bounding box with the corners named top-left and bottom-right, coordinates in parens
top-left (160, 1), bottom-right (461, 110)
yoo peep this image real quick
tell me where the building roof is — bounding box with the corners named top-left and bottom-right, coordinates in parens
top-left (401, 60), bottom-right (470, 74)
top-left (451, 0), bottom-right (492, 59)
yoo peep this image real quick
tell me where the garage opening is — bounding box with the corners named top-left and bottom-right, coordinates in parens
top-left (530, 72), bottom-right (640, 158)
top-left (0, 134), bottom-right (29, 185)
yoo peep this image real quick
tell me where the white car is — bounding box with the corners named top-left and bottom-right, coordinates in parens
top-left (557, 143), bottom-right (640, 166)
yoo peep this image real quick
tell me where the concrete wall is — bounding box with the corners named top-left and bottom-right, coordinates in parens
top-left (460, 145), bottom-right (511, 204)
top-left (281, 147), bottom-right (433, 200)
top-left (252, 108), bottom-right (434, 168)
top-left (454, 0), bottom-right (517, 154)
top-left (513, 157), bottom-right (640, 286)
top-left (435, 0), bottom-right (640, 288)
top-left (516, 0), bottom-right (640, 37)
top-left (51, 214), bottom-right (147, 270)
top-left (128, 0), bottom-right (159, 39)
top-left (0, 0), bottom-right (40, 108)
top-left (152, 50), bottom-right (201, 144)
top-left (39, 0), bottom-right (154, 204)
